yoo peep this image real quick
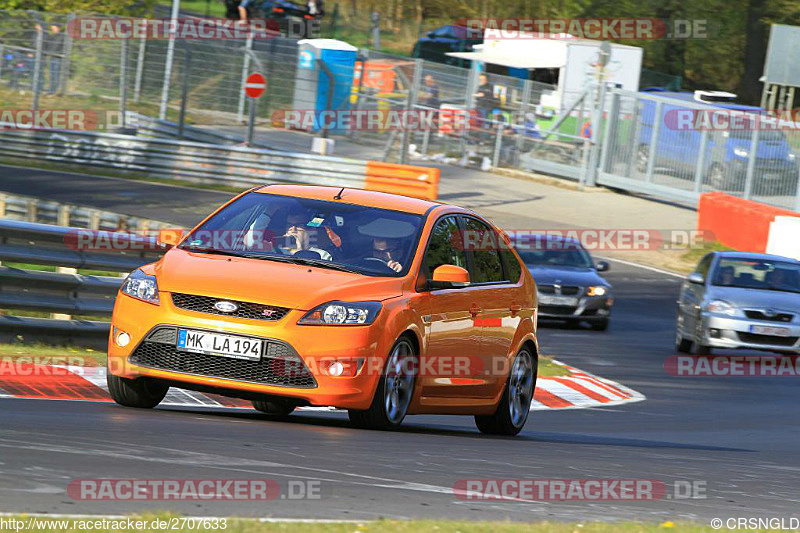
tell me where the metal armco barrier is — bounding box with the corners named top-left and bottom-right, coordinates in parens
top-left (0, 220), bottom-right (168, 343)
top-left (0, 220), bottom-right (164, 272)
top-left (0, 128), bottom-right (440, 199)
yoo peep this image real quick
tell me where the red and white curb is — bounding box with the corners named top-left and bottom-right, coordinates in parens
top-left (0, 361), bottom-right (644, 411)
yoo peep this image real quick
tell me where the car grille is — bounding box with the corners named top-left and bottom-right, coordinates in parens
top-left (736, 332), bottom-right (799, 347)
top-left (129, 326), bottom-right (316, 388)
top-left (538, 305), bottom-right (577, 316)
top-left (744, 310), bottom-right (793, 323)
top-left (171, 293), bottom-right (290, 322)
top-left (538, 285), bottom-right (582, 296)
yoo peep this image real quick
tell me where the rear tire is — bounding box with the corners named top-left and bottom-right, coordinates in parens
top-left (252, 399), bottom-right (296, 416)
top-left (349, 337), bottom-right (417, 431)
top-left (107, 373), bottom-right (168, 409)
top-left (475, 348), bottom-right (537, 436)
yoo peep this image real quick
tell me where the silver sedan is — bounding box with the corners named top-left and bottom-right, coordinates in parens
top-left (676, 251), bottom-right (800, 354)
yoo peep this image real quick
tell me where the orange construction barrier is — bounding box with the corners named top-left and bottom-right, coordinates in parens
top-left (697, 192), bottom-right (799, 252)
top-left (364, 161), bottom-right (440, 201)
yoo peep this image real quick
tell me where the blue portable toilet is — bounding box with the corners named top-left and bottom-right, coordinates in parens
top-left (292, 39), bottom-right (358, 132)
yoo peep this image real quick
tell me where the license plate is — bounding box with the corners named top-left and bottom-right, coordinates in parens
top-left (750, 325), bottom-right (790, 337)
top-left (538, 294), bottom-right (579, 306)
top-left (177, 329), bottom-right (263, 361)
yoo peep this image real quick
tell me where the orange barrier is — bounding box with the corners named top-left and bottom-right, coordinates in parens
top-left (697, 192), bottom-right (799, 252)
top-left (364, 161), bottom-right (440, 201)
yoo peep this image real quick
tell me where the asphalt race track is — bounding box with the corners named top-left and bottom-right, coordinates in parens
top-left (2, 260), bottom-right (800, 523)
top-left (1, 165), bottom-right (799, 523)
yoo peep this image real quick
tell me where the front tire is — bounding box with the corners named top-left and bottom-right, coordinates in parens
top-left (348, 337), bottom-right (417, 431)
top-left (475, 348), bottom-right (537, 436)
top-left (252, 398), bottom-right (296, 416)
top-left (107, 373), bottom-right (168, 409)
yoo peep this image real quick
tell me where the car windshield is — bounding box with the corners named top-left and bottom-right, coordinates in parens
top-left (178, 192), bottom-right (424, 277)
top-left (711, 258), bottom-right (800, 293)
top-left (517, 245), bottom-right (594, 268)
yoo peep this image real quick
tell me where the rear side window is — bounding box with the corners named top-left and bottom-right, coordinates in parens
top-left (423, 216), bottom-right (468, 280)
top-left (461, 217), bottom-right (504, 284)
top-left (500, 247), bottom-right (522, 283)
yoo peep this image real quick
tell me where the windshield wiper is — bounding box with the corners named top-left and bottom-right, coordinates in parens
top-left (280, 256), bottom-right (360, 273)
top-left (179, 246), bottom-right (249, 258)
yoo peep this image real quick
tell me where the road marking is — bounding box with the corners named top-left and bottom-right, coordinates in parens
top-left (596, 255), bottom-right (685, 279)
top-left (0, 364), bottom-right (645, 412)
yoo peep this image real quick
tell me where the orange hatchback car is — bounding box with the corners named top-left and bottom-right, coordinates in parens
top-left (108, 185), bottom-right (539, 435)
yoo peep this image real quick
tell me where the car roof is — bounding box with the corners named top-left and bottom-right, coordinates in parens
top-left (715, 251), bottom-right (799, 263)
top-left (254, 184), bottom-right (444, 216)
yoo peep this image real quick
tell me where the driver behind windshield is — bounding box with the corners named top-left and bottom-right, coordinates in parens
top-left (357, 218), bottom-right (416, 273)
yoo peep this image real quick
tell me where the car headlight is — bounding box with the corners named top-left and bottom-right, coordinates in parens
top-left (298, 301), bottom-right (382, 326)
top-left (706, 299), bottom-right (736, 316)
top-left (733, 147), bottom-right (748, 158)
top-left (587, 286), bottom-right (608, 297)
top-left (121, 269), bottom-right (160, 305)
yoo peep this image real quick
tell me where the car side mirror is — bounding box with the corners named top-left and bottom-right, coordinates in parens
top-left (687, 272), bottom-right (704, 285)
top-left (158, 228), bottom-right (185, 250)
top-left (429, 264), bottom-right (470, 290)
top-left (595, 261), bottom-right (610, 272)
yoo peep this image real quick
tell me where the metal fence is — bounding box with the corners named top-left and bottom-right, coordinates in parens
top-left (2, 9), bottom-right (800, 211)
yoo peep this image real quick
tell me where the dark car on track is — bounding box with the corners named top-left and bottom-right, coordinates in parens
top-left (516, 234), bottom-right (613, 330)
top-left (412, 24), bottom-right (482, 66)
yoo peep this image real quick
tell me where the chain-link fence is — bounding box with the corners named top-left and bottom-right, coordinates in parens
top-left (1, 9), bottom-right (799, 211)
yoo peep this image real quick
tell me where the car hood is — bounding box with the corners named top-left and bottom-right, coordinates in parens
top-left (154, 249), bottom-right (405, 311)
top-left (707, 286), bottom-right (800, 312)
top-left (526, 266), bottom-right (610, 288)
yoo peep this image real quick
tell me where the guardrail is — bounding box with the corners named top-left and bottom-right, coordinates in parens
top-left (0, 220), bottom-right (167, 344)
top-left (0, 128), bottom-right (441, 200)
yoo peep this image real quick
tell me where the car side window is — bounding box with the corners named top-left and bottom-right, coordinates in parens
top-left (423, 216), bottom-right (468, 281)
top-left (461, 217), bottom-right (504, 284)
top-left (500, 247), bottom-right (522, 283)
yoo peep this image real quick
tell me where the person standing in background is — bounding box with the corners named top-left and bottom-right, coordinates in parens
top-left (44, 24), bottom-right (65, 94)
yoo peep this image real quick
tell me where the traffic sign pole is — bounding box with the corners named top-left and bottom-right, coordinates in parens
top-left (243, 72), bottom-right (266, 147)
top-left (247, 96), bottom-right (257, 146)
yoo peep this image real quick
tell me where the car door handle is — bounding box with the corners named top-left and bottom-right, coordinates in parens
top-left (469, 304), bottom-right (482, 316)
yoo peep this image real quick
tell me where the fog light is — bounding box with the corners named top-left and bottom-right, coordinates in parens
top-left (116, 331), bottom-right (131, 347)
top-left (328, 361), bottom-right (344, 376)
top-left (709, 328), bottom-right (721, 339)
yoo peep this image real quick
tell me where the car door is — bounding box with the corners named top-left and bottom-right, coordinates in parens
top-left (680, 253), bottom-right (714, 336)
top-left (417, 215), bottom-right (480, 399)
top-left (460, 216), bottom-right (522, 397)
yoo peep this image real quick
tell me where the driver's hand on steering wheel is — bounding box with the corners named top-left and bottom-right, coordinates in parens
top-left (386, 260), bottom-right (402, 272)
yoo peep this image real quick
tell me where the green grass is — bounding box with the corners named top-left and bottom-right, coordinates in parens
top-left (539, 355), bottom-right (570, 377)
top-left (0, 515), bottom-right (723, 532)
top-left (680, 240), bottom-right (732, 266)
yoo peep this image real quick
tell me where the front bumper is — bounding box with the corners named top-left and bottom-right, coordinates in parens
top-left (537, 295), bottom-right (613, 322)
top-left (699, 313), bottom-right (800, 353)
top-left (108, 292), bottom-right (387, 410)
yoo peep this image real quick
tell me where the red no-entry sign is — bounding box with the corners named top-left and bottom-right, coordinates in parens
top-left (245, 72), bottom-right (266, 98)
